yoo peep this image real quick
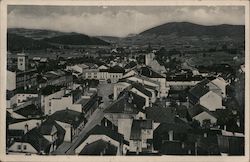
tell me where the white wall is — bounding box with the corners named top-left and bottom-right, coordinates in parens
top-left (130, 88), bottom-right (149, 107)
top-left (118, 118), bottom-right (133, 141)
top-left (9, 120), bottom-right (42, 132)
top-left (75, 135), bottom-right (120, 154)
top-left (200, 91), bottom-right (222, 111)
top-left (8, 142), bottom-right (37, 154)
top-left (113, 82), bottom-right (130, 100)
top-left (194, 111), bottom-right (217, 124)
top-left (55, 121), bottom-right (72, 142)
top-left (7, 71), bottom-right (16, 91)
top-left (16, 94), bottom-right (38, 106)
top-left (42, 89), bottom-right (65, 115)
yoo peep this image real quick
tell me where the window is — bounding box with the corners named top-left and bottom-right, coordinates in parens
top-left (17, 145), bottom-right (21, 150)
top-left (23, 145), bottom-right (27, 150)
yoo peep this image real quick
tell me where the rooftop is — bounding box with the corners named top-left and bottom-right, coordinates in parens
top-left (79, 139), bottom-right (117, 155)
top-left (130, 119), bottom-right (153, 140)
top-left (104, 91), bottom-right (145, 114)
top-left (49, 109), bottom-right (85, 128)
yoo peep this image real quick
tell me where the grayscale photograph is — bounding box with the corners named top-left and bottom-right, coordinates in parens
top-left (5, 4), bottom-right (246, 157)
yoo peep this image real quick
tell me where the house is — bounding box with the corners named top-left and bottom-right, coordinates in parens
top-left (14, 104), bottom-right (43, 119)
top-left (75, 92), bottom-right (100, 119)
top-left (8, 128), bottom-right (51, 155)
top-left (75, 125), bottom-right (129, 155)
top-left (114, 81), bottom-right (156, 107)
top-left (188, 80), bottom-right (223, 111)
top-left (122, 67), bottom-right (168, 97)
top-left (38, 70), bottom-right (73, 89)
top-left (50, 91), bottom-right (82, 115)
top-left (66, 63), bottom-right (89, 74)
top-left (104, 91), bottom-right (146, 141)
top-left (129, 119), bottom-right (153, 154)
top-left (82, 66), bottom-right (124, 83)
top-left (211, 77), bottom-right (228, 98)
top-left (16, 69), bottom-right (38, 89)
top-left (153, 117), bottom-right (192, 152)
top-left (8, 119), bottom-right (43, 134)
top-left (144, 53), bottom-right (166, 74)
top-left (40, 85), bottom-right (66, 115)
top-left (48, 109), bottom-right (86, 142)
top-left (187, 104), bottom-right (217, 128)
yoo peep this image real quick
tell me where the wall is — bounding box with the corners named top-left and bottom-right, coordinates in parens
top-left (55, 121), bottom-right (72, 142)
top-left (7, 71), bottom-right (16, 91)
top-left (8, 142), bottom-right (37, 154)
top-left (9, 120), bottom-right (42, 132)
top-left (194, 111), bottom-right (217, 124)
top-left (75, 135), bottom-right (120, 154)
top-left (200, 91), bottom-right (222, 111)
top-left (113, 82), bottom-right (130, 100)
top-left (42, 89), bottom-right (65, 115)
top-left (16, 94), bottom-right (38, 106)
top-left (118, 118), bottom-right (133, 141)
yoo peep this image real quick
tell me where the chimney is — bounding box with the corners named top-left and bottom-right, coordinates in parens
top-left (24, 123), bottom-right (29, 134)
top-left (168, 130), bottom-right (173, 141)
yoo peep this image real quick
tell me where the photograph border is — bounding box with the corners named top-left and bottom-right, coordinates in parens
top-left (0, 0), bottom-right (249, 162)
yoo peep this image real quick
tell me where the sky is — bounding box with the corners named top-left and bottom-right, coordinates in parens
top-left (8, 6), bottom-right (245, 37)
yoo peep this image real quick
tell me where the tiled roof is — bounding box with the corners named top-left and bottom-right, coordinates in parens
top-left (124, 61), bottom-right (137, 69)
top-left (137, 66), bottom-right (165, 78)
top-left (18, 128), bottom-right (51, 154)
top-left (49, 109), bottom-right (85, 128)
top-left (77, 125), bottom-right (128, 149)
top-left (130, 119), bottom-right (152, 140)
top-left (109, 65), bottom-right (125, 73)
top-left (79, 139), bottom-right (117, 155)
top-left (145, 104), bottom-right (175, 123)
top-left (187, 104), bottom-right (216, 118)
top-left (159, 140), bottom-right (195, 155)
top-left (39, 119), bottom-right (66, 146)
top-left (130, 82), bottom-right (152, 97)
top-left (104, 91), bottom-right (145, 114)
top-left (14, 104), bottom-right (43, 118)
top-left (189, 83), bottom-right (210, 100)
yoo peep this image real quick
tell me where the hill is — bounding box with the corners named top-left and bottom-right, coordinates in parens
top-left (7, 33), bottom-right (55, 51)
top-left (43, 33), bottom-right (110, 46)
top-left (140, 22), bottom-right (244, 38)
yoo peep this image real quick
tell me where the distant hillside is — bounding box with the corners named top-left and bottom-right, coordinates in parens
top-left (43, 33), bottom-right (110, 46)
top-left (7, 28), bottom-right (110, 50)
top-left (140, 22), bottom-right (244, 38)
top-left (8, 28), bottom-right (66, 40)
top-left (7, 33), bottom-right (55, 51)
top-left (119, 22), bottom-right (245, 46)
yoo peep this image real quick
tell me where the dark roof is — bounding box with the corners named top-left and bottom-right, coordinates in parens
top-left (109, 65), bottom-right (125, 73)
top-left (160, 141), bottom-right (195, 155)
top-left (79, 139), bottom-right (117, 155)
top-left (8, 129), bottom-right (24, 137)
top-left (130, 82), bottom-right (152, 97)
top-left (130, 119), bottom-right (152, 140)
top-left (77, 125), bottom-right (128, 149)
top-left (189, 81), bottom-right (210, 100)
top-left (124, 61), bottom-right (137, 69)
top-left (137, 66), bottom-right (165, 78)
top-left (40, 85), bottom-right (63, 96)
top-left (14, 104), bottom-right (43, 118)
top-left (145, 104), bottom-right (175, 123)
top-left (18, 128), bottom-right (51, 153)
top-left (49, 109), bottom-right (85, 128)
top-left (154, 117), bottom-right (192, 135)
top-left (187, 104), bottom-right (216, 118)
top-left (104, 91), bottom-right (145, 114)
top-left (39, 119), bottom-right (66, 146)
top-left (82, 94), bottom-right (99, 113)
